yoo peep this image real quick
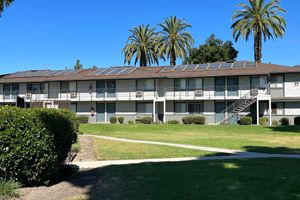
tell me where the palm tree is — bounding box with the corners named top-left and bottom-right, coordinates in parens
top-left (158, 16), bottom-right (194, 66)
top-left (123, 25), bottom-right (161, 67)
top-left (231, 0), bottom-right (286, 63)
top-left (0, 0), bottom-right (13, 16)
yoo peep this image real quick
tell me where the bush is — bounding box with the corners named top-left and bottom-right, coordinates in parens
top-left (279, 117), bottom-right (289, 126)
top-left (109, 117), bottom-right (117, 124)
top-left (259, 117), bottom-right (269, 126)
top-left (77, 116), bottom-right (89, 124)
top-left (128, 120), bottom-right (135, 125)
top-left (192, 116), bottom-right (206, 125)
top-left (118, 117), bottom-right (124, 124)
top-left (294, 116), bottom-right (300, 125)
top-left (0, 179), bottom-right (20, 199)
top-left (140, 117), bottom-right (152, 124)
top-left (272, 120), bottom-right (279, 126)
top-left (167, 120), bottom-right (180, 124)
top-left (0, 106), bottom-right (78, 186)
top-left (240, 116), bottom-right (253, 125)
top-left (182, 116), bottom-right (194, 124)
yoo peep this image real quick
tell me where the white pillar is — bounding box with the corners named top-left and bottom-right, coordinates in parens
top-left (268, 98), bottom-right (272, 126)
top-left (153, 100), bottom-right (156, 123)
top-left (256, 99), bottom-right (259, 125)
top-left (163, 100), bottom-right (166, 123)
top-left (104, 102), bottom-right (107, 123)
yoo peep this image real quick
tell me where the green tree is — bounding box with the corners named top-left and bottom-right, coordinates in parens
top-left (0, 0), bottom-right (13, 16)
top-left (158, 16), bottom-right (194, 66)
top-left (184, 34), bottom-right (238, 64)
top-left (74, 59), bottom-right (83, 70)
top-left (123, 25), bottom-right (161, 66)
top-left (231, 0), bottom-right (286, 63)
top-left (91, 65), bottom-right (97, 69)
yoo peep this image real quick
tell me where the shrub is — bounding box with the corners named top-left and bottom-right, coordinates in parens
top-left (259, 117), bottom-right (269, 126)
top-left (140, 117), bottom-right (152, 124)
top-left (128, 120), bottom-right (135, 125)
top-left (77, 116), bottom-right (89, 124)
top-left (182, 116), bottom-right (194, 124)
top-left (294, 116), bottom-right (300, 125)
top-left (118, 117), bottom-right (124, 124)
top-left (0, 179), bottom-right (20, 199)
top-left (279, 117), bottom-right (289, 126)
top-left (192, 116), bottom-right (206, 125)
top-left (0, 106), bottom-right (78, 186)
top-left (167, 120), bottom-right (180, 124)
top-left (109, 117), bottom-right (117, 124)
top-left (272, 120), bottom-right (279, 126)
top-left (240, 116), bottom-right (253, 125)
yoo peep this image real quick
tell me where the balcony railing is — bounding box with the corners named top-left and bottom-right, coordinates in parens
top-left (0, 85), bottom-right (270, 102)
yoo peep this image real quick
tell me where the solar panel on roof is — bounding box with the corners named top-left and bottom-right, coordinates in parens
top-left (163, 66), bottom-right (176, 71)
top-left (197, 64), bottom-right (208, 70)
top-left (107, 68), bottom-right (123, 75)
top-left (245, 62), bottom-right (256, 68)
top-left (173, 65), bottom-right (187, 71)
top-left (233, 62), bottom-right (245, 68)
top-left (220, 63), bottom-right (233, 69)
top-left (184, 64), bottom-right (198, 71)
top-left (209, 63), bottom-right (220, 70)
top-left (119, 67), bottom-right (135, 74)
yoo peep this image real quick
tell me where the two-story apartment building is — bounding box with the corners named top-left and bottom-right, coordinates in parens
top-left (0, 61), bottom-right (300, 125)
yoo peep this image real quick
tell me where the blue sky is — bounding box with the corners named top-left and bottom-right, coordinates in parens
top-left (0, 0), bottom-right (299, 74)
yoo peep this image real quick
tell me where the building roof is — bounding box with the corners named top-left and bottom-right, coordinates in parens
top-left (0, 61), bottom-right (300, 83)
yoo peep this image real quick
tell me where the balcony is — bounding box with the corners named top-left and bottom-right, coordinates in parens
top-left (1, 85), bottom-right (270, 102)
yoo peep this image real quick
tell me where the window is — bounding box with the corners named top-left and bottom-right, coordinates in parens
top-left (188, 102), bottom-right (203, 114)
top-left (27, 83), bottom-right (45, 94)
top-left (174, 79), bottom-right (187, 91)
top-left (70, 103), bottom-right (77, 113)
top-left (175, 102), bottom-right (187, 113)
top-left (137, 79), bottom-right (155, 91)
top-left (188, 78), bottom-right (203, 90)
top-left (3, 83), bottom-right (19, 99)
top-left (270, 75), bottom-right (283, 88)
top-left (60, 82), bottom-right (69, 93)
top-left (251, 76), bottom-right (268, 89)
top-left (137, 102), bottom-right (153, 113)
top-left (272, 102), bottom-right (284, 115)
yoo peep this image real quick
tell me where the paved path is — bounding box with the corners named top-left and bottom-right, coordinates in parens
top-left (84, 134), bottom-right (241, 154)
top-left (72, 135), bottom-right (300, 169)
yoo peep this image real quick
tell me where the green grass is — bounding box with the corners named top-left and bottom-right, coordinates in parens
top-left (71, 158), bottom-right (300, 200)
top-left (92, 138), bottom-right (222, 160)
top-left (0, 180), bottom-right (20, 200)
top-left (80, 124), bottom-right (300, 154)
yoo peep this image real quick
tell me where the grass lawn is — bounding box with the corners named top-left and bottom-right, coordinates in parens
top-left (92, 138), bottom-right (223, 160)
top-left (68, 158), bottom-right (300, 200)
top-left (80, 124), bottom-right (300, 154)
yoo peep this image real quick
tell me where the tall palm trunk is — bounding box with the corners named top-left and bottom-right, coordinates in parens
top-left (139, 51), bottom-right (147, 66)
top-left (170, 45), bottom-right (176, 66)
top-left (254, 30), bottom-right (262, 63)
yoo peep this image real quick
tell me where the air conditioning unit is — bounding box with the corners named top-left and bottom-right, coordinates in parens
top-left (194, 90), bottom-right (203, 97)
top-left (136, 91), bottom-right (143, 98)
top-left (26, 93), bottom-right (32, 99)
top-left (250, 89), bottom-right (259, 96)
top-left (70, 92), bottom-right (77, 99)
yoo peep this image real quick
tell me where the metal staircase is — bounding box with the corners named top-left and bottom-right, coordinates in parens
top-left (220, 89), bottom-right (259, 125)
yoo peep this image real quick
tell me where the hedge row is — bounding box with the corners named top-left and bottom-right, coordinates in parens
top-left (182, 116), bottom-right (206, 125)
top-left (0, 106), bottom-right (78, 186)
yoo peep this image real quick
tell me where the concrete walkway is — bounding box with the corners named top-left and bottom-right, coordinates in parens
top-left (72, 135), bottom-right (300, 169)
top-left (84, 134), bottom-right (241, 154)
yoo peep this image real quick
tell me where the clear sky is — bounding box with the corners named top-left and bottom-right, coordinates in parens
top-left (0, 0), bottom-right (299, 74)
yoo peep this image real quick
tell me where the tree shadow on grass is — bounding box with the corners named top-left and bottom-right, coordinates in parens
top-left (63, 158), bottom-right (300, 200)
top-left (266, 125), bottom-right (300, 133)
top-left (242, 145), bottom-right (300, 154)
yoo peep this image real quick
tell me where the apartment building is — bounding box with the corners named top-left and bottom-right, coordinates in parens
top-left (0, 61), bottom-right (300, 125)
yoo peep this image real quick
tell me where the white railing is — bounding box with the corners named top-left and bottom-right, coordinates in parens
top-left (0, 85), bottom-right (270, 102)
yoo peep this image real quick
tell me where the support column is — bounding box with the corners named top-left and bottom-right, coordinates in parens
top-left (268, 98), bottom-right (272, 126)
top-left (256, 99), bottom-right (259, 125)
top-left (153, 100), bottom-right (156, 123)
top-left (104, 102), bottom-right (107, 123)
top-left (163, 100), bottom-right (166, 123)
